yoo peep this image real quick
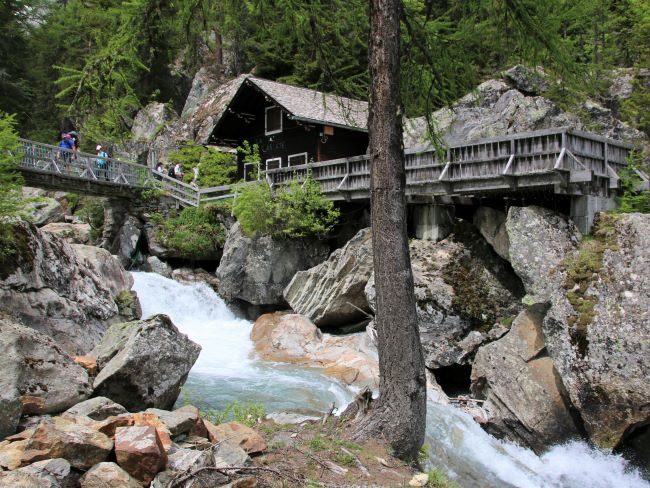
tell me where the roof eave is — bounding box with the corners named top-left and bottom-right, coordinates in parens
top-left (291, 115), bottom-right (368, 133)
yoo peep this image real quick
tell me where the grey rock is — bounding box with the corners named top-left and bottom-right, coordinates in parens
top-left (213, 442), bottom-right (251, 468)
top-left (0, 219), bottom-right (134, 355)
top-left (503, 65), bottom-right (549, 94)
top-left (266, 412), bottom-right (321, 425)
top-left (366, 223), bottom-right (524, 369)
top-left (506, 206), bottom-right (580, 303)
top-left (0, 458), bottom-right (76, 488)
top-left (284, 228), bottom-right (373, 327)
top-left (90, 314), bottom-right (201, 411)
top-left (471, 308), bottom-right (579, 452)
top-left (131, 102), bottom-right (178, 142)
top-left (217, 222), bottom-right (329, 307)
top-left (116, 216), bottom-right (142, 268)
top-left (143, 256), bottom-right (172, 278)
top-left (40, 223), bottom-right (92, 244)
top-left (0, 393), bottom-right (21, 441)
top-left (63, 397), bottom-right (128, 421)
top-left (144, 405), bottom-right (199, 436)
top-left (543, 213), bottom-right (650, 449)
top-left (473, 207), bottom-right (510, 261)
top-left (22, 188), bottom-right (65, 227)
top-left (0, 318), bottom-right (92, 415)
top-left (182, 67), bottom-right (222, 118)
top-left (80, 462), bottom-right (141, 488)
top-left (167, 448), bottom-right (212, 472)
top-left (171, 267), bottom-right (220, 291)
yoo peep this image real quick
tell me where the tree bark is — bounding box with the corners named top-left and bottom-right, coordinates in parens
top-left (351, 0), bottom-right (426, 461)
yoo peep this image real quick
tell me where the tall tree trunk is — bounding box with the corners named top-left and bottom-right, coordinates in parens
top-left (351, 0), bottom-right (426, 461)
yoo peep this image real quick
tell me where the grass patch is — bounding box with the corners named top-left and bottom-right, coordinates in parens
top-left (202, 400), bottom-right (266, 428)
top-left (427, 468), bottom-right (460, 488)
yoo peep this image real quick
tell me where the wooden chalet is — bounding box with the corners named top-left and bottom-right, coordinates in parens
top-left (208, 76), bottom-right (369, 180)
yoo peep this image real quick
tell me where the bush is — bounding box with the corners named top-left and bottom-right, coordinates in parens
top-left (153, 205), bottom-right (227, 258)
top-left (616, 153), bottom-right (650, 214)
top-left (168, 142), bottom-right (237, 187)
top-left (232, 176), bottom-right (339, 238)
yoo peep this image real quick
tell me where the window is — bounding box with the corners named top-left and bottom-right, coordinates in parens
top-left (288, 152), bottom-right (308, 166)
top-left (265, 106), bottom-right (282, 135)
top-left (265, 157), bottom-right (282, 170)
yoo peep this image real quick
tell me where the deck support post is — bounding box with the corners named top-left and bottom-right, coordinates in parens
top-left (570, 194), bottom-right (617, 234)
top-left (410, 204), bottom-right (455, 242)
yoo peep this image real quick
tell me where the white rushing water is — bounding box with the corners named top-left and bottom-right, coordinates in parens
top-left (132, 271), bottom-right (648, 488)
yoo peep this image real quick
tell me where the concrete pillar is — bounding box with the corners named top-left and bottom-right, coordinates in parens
top-left (570, 195), bottom-right (617, 234)
top-left (411, 205), bottom-right (455, 242)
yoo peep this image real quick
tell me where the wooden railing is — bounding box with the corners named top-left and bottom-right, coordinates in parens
top-left (264, 128), bottom-right (634, 197)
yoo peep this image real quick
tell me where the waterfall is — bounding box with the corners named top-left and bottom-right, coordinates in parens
top-left (132, 271), bottom-right (648, 488)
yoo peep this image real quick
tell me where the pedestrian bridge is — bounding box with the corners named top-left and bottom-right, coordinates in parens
top-left (16, 128), bottom-right (645, 231)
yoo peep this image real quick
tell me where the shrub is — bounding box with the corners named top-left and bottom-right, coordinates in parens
top-left (169, 142), bottom-right (237, 187)
top-left (232, 176), bottom-right (339, 238)
top-left (153, 205), bottom-right (227, 258)
top-left (615, 152), bottom-right (650, 214)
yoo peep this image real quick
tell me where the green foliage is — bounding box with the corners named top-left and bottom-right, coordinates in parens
top-left (76, 200), bottom-right (105, 241)
top-left (153, 205), bottom-right (227, 258)
top-left (427, 468), bottom-right (459, 488)
top-left (238, 140), bottom-right (261, 181)
top-left (0, 113), bottom-right (24, 219)
top-left (232, 176), bottom-right (340, 238)
top-left (616, 153), bottom-right (650, 214)
top-left (202, 401), bottom-right (266, 428)
top-left (169, 143), bottom-right (237, 187)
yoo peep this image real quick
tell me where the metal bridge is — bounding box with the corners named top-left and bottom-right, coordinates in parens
top-left (16, 128), bottom-right (643, 211)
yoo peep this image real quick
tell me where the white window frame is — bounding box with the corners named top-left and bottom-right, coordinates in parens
top-left (265, 106), bottom-right (283, 135)
top-left (265, 157), bottom-right (282, 171)
top-left (288, 152), bottom-right (308, 167)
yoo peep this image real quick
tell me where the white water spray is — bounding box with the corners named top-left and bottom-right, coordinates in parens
top-left (132, 271), bottom-right (648, 488)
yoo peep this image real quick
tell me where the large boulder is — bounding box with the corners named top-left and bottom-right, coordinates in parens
top-left (503, 65), bottom-right (549, 95)
top-left (216, 222), bottom-right (329, 307)
top-left (89, 314), bottom-right (201, 411)
top-left (0, 318), bottom-right (92, 418)
top-left (0, 219), bottom-right (136, 354)
top-left (22, 188), bottom-right (65, 227)
top-left (543, 213), bottom-right (650, 449)
top-left (366, 223), bottom-right (524, 369)
top-left (471, 307), bottom-right (580, 452)
top-left (506, 206), bottom-right (580, 302)
top-left (131, 102), bottom-right (178, 143)
top-left (20, 417), bottom-right (113, 469)
top-left (251, 313), bottom-right (378, 388)
top-left (284, 228), bottom-right (373, 327)
top-left (40, 223), bottom-right (92, 244)
top-left (181, 67), bottom-right (222, 118)
top-left (115, 216), bottom-right (143, 268)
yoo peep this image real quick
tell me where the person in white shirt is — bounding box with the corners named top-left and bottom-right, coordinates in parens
top-left (174, 163), bottom-right (184, 181)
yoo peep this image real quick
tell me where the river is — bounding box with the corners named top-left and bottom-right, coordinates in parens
top-left (132, 271), bottom-right (648, 488)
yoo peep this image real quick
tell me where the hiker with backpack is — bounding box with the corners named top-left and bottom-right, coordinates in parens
top-left (96, 144), bottom-right (108, 180)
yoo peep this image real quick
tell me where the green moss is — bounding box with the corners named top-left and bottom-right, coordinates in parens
top-left (0, 222), bottom-right (34, 280)
top-left (562, 214), bottom-right (620, 357)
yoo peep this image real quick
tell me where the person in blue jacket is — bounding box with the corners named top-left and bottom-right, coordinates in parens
top-left (58, 133), bottom-right (74, 165)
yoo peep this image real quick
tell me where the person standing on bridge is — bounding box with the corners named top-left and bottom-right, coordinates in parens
top-left (96, 145), bottom-right (108, 180)
top-left (58, 133), bottom-right (74, 171)
top-left (173, 162), bottom-right (184, 181)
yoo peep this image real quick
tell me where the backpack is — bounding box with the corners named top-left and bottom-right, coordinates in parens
top-left (167, 166), bottom-right (175, 177)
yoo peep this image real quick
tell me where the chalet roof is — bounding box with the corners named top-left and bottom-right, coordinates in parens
top-left (245, 76), bottom-right (368, 131)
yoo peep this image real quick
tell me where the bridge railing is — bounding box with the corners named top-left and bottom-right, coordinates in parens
top-left (264, 128), bottom-right (633, 195)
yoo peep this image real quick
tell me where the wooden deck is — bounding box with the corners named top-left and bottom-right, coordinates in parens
top-left (16, 128), bottom-right (637, 208)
